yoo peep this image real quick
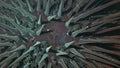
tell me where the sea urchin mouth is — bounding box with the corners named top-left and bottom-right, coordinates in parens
top-left (35, 20), bottom-right (78, 46)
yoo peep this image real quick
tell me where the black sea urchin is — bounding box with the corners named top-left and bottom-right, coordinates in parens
top-left (0, 0), bottom-right (120, 68)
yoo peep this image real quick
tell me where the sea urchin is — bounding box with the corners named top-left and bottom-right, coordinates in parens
top-left (0, 0), bottom-right (120, 68)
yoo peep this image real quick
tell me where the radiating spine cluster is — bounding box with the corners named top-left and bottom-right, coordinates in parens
top-left (0, 0), bottom-right (120, 68)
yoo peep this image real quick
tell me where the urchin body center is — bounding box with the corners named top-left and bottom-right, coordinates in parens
top-left (35, 21), bottom-right (71, 46)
